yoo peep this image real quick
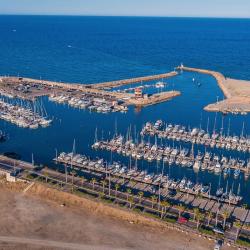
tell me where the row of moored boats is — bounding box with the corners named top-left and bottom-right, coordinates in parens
top-left (92, 136), bottom-right (249, 178)
top-left (56, 152), bottom-right (242, 204)
top-left (141, 120), bottom-right (250, 153)
top-left (0, 100), bottom-right (52, 129)
top-left (49, 94), bottom-right (128, 113)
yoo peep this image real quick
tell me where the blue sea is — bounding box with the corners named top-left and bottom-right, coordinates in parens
top-left (0, 16), bottom-right (250, 203)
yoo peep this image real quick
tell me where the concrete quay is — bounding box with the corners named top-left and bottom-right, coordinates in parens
top-left (0, 71), bottom-right (180, 108)
top-left (89, 71), bottom-right (178, 89)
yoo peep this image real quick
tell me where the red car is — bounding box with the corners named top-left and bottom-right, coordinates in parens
top-left (178, 217), bottom-right (188, 224)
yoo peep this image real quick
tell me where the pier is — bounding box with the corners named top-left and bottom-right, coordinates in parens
top-left (0, 71), bottom-right (180, 108)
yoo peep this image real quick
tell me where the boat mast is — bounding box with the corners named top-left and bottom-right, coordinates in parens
top-left (220, 115), bottom-right (224, 136)
top-left (206, 117), bottom-right (210, 134)
top-left (237, 183), bottom-right (241, 196)
top-left (227, 118), bottom-right (231, 137)
top-left (213, 112), bottom-right (218, 135)
top-left (241, 121), bottom-right (245, 138)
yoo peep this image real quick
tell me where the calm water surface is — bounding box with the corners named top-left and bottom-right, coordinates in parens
top-left (0, 16), bottom-right (249, 203)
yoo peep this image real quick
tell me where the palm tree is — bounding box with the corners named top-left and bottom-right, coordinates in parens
top-left (126, 188), bottom-right (132, 202)
top-left (138, 191), bottom-right (144, 204)
top-left (71, 170), bottom-right (77, 186)
top-left (160, 200), bottom-right (170, 219)
top-left (234, 221), bottom-right (242, 240)
top-left (101, 179), bottom-right (107, 194)
top-left (222, 210), bottom-right (230, 229)
top-left (69, 170), bottom-right (77, 192)
top-left (176, 204), bottom-right (185, 218)
top-left (44, 172), bottom-right (49, 183)
top-left (196, 212), bottom-right (204, 229)
top-left (128, 196), bottom-right (133, 209)
top-left (91, 178), bottom-right (96, 190)
top-left (161, 200), bottom-right (170, 213)
top-left (206, 211), bottom-right (213, 226)
top-left (115, 183), bottom-right (120, 197)
top-left (193, 207), bottom-right (199, 221)
top-left (151, 195), bottom-right (157, 209)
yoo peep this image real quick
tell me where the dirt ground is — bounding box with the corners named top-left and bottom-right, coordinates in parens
top-left (0, 181), bottom-right (234, 250)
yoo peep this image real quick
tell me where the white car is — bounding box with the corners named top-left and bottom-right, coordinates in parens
top-left (214, 240), bottom-right (222, 250)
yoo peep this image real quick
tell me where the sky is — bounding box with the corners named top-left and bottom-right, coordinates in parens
top-left (0, 0), bottom-right (250, 18)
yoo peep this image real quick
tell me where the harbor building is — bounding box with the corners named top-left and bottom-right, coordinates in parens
top-left (134, 87), bottom-right (143, 98)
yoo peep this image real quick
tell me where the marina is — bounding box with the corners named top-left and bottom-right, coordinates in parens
top-left (1, 15), bottom-right (250, 248)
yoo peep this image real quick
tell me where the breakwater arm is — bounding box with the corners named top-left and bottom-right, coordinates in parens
top-left (176, 66), bottom-right (231, 98)
top-left (177, 65), bottom-right (250, 114)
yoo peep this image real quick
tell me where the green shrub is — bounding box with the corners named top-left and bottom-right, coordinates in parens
top-left (199, 226), bottom-right (214, 236)
top-left (164, 217), bottom-right (177, 223)
top-left (237, 236), bottom-right (250, 247)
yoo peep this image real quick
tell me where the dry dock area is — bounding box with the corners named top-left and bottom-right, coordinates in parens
top-left (178, 65), bottom-right (250, 114)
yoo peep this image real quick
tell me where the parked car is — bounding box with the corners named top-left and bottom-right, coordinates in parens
top-left (213, 226), bottom-right (224, 235)
top-left (214, 240), bottom-right (223, 250)
top-left (178, 217), bottom-right (188, 224)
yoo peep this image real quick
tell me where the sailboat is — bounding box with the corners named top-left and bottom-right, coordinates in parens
top-left (216, 174), bottom-right (223, 197)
